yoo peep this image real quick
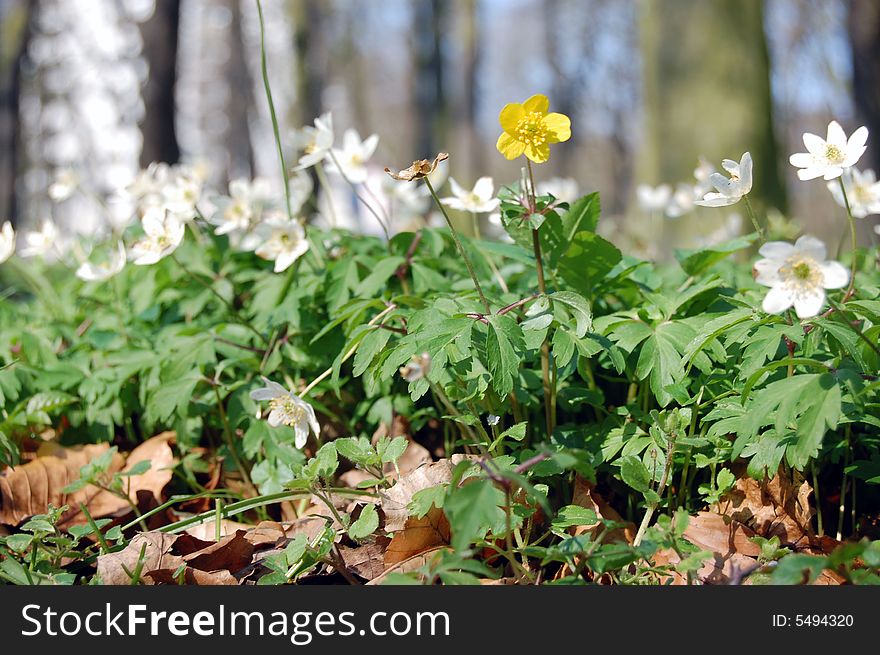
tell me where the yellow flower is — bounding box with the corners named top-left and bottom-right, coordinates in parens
top-left (496, 94), bottom-right (571, 164)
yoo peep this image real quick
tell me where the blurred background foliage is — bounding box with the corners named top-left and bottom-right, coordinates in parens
top-left (0, 0), bottom-right (878, 252)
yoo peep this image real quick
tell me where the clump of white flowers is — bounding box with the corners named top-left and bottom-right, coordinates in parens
top-left (20, 219), bottom-right (62, 261)
top-left (754, 235), bottom-right (848, 319)
top-left (250, 377), bottom-right (320, 449)
top-left (789, 121), bottom-right (868, 181)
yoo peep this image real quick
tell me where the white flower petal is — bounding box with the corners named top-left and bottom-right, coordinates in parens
top-left (753, 258), bottom-right (781, 287)
top-left (826, 121), bottom-right (847, 148)
top-left (758, 241), bottom-right (796, 259)
top-left (802, 132), bottom-right (826, 156)
top-left (794, 290), bottom-right (825, 318)
top-left (762, 285), bottom-right (794, 314)
top-left (818, 260), bottom-right (849, 289)
top-left (789, 152), bottom-right (814, 168)
top-left (794, 234), bottom-right (827, 261)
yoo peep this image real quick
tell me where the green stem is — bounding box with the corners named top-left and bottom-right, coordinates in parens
top-left (213, 384), bottom-right (258, 499)
top-left (255, 0), bottom-right (324, 270)
top-left (315, 162), bottom-right (339, 228)
top-left (838, 177), bottom-right (858, 299)
top-left (525, 160), bottom-right (555, 439)
top-left (742, 194), bottom-right (764, 242)
top-left (634, 432), bottom-right (677, 547)
top-left (424, 178), bottom-right (491, 314)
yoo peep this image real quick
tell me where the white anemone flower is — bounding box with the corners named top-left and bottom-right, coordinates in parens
top-left (487, 414), bottom-right (501, 427)
top-left (0, 221), bottom-right (15, 264)
top-left (293, 112), bottom-right (334, 170)
top-left (326, 128), bottom-right (379, 184)
top-left (129, 208), bottom-right (185, 265)
top-left (250, 377), bottom-right (320, 449)
top-left (695, 152), bottom-right (753, 207)
top-left (441, 177), bottom-right (500, 213)
top-left (636, 184), bottom-right (672, 213)
top-left (254, 211), bottom-right (309, 273)
top-left (827, 168), bottom-right (880, 218)
top-left (48, 169), bottom-right (79, 202)
top-left (20, 219), bottom-right (60, 260)
top-left (161, 172), bottom-right (203, 222)
top-left (754, 235), bottom-right (848, 319)
top-left (212, 177), bottom-right (273, 236)
top-left (789, 121), bottom-right (868, 181)
top-left (76, 241), bottom-right (126, 282)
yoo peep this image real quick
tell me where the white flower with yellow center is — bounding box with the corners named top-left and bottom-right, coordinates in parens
top-left (76, 240), bottom-right (126, 282)
top-left (441, 177), bottom-right (500, 214)
top-left (827, 167), bottom-right (880, 218)
top-left (129, 207), bottom-right (185, 265)
top-left (754, 235), bottom-right (848, 319)
top-left (250, 377), bottom-right (320, 449)
top-left (789, 121), bottom-right (868, 181)
top-left (20, 219), bottom-right (61, 260)
top-left (0, 221), bottom-right (15, 264)
top-left (695, 152), bottom-right (753, 207)
top-left (254, 211), bottom-right (309, 273)
top-left (212, 177), bottom-right (273, 236)
top-left (326, 128), bottom-right (378, 184)
top-left (293, 112), bottom-right (334, 170)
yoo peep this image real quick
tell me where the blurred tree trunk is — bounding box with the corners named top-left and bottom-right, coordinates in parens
top-left (0, 1), bottom-right (32, 226)
top-left (640, 0), bottom-right (785, 212)
top-left (849, 0), bottom-right (880, 173)
top-left (225, 0), bottom-right (255, 180)
top-left (138, 0), bottom-right (181, 166)
top-left (291, 0), bottom-right (325, 127)
top-left (456, 0), bottom-right (482, 180)
top-left (544, 0), bottom-right (577, 171)
top-left (411, 0), bottom-right (449, 157)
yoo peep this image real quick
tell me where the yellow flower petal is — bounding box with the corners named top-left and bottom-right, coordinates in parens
top-left (496, 132), bottom-right (525, 160)
top-left (524, 142), bottom-right (550, 164)
top-left (522, 94), bottom-right (549, 115)
top-left (543, 112), bottom-right (571, 143)
top-left (498, 103), bottom-right (524, 132)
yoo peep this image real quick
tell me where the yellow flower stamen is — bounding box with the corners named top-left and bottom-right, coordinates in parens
top-left (825, 144), bottom-right (843, 164)
top-left (515, 112), bottom-right (549, 148)
top-left (269, 395), bottom-right (305, 426)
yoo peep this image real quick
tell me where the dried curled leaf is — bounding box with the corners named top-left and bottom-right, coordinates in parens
top-left (0, 432), bottom-right (176, 527)
top-left (384, 152), bottom-right (448, 181)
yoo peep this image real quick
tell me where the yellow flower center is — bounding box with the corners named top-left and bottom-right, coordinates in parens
top-left (269, 395), bottom-right (304, 426)
top-left (825, 144), bottom-right (844, 164)
top-left (515, 112), bottom-right (549, 146)
top-left (781, 256), bottom-right (822, 290)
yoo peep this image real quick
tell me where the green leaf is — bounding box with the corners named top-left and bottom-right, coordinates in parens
top-left (444, 479), bottom-right (507, 551)
top-left (409, 485), bottom-right (447, 517)
top-left (377, 436), bottom-right (408, 464)
top-left (557, 231), bottom-right (622, 297)
top-left (550, 291), bottom-right (592, 338)
top-left (619, 455), bottom-right (651, 493)
top-left (674, 234), bottom-right (757, 276)
top-left (356, 256), bottom-right (406, 296)
top-left (348, 503), bottom-right (379, 541)
top-left (551, 505), bottom-right (598, 532)
top-left (486, 315), bottom-right (523, 397)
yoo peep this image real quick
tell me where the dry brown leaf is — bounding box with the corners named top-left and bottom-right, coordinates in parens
top-left (571, 476), bottom-right (635, 543)
top-left (0, 433), bottom-right (176, 528)
top-left (380, 459), bottom-right (457, 532)
top-left (338, 538), bottom-right (390, 581)
top-left (366, 546), bottom-right (450, 585)
top-left (0, 443), bottom-right (124, 526)
top-left (182, 530), bottom-right (254, 572)
top-left (185, 518), bottom-right (252, 541)
top-left (384, 506), bottom-right (451, 567)
top-left (146, 568), bottom-right (238, 585)
top-left (82, 432), bottom-right (176, 523)
top-left (96, 532), bottom-right (182, 585)
top-left (718, 471), bottom-right (815, 547)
